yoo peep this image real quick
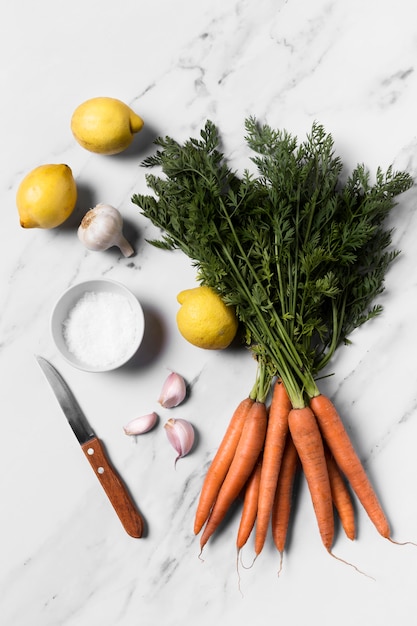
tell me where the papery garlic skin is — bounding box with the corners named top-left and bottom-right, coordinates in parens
top-left (123, 412), bottom-right (158, 436)
top-left (164, 418), bottom-right (195, 465)
top-left (78, 203), bottom-right (134, 257)
top-left (158, 372), bottom-right (187, 408)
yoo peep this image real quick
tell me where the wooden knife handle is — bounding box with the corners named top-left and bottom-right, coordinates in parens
top-left (81, 437), bottom-right (144, 538)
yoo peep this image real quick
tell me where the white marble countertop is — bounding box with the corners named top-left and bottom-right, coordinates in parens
top-left (2, 1), bottom-right (417, 624)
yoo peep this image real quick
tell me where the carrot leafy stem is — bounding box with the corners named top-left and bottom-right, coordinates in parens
top-left (132, 119), bottom-right (413, 407)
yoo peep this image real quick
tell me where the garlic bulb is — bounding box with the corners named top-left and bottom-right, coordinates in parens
top-left (123, 412), bottom-right (158, 436)
top-left (164, 418), bottom-right (195, 465)
top-left (158, 372), bottom-right (187, 408)
top-left (78, 203), bottom-right (134, 257)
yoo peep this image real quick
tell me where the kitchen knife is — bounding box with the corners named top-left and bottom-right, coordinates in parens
top-left (36, 355), bottom-right (144, 538)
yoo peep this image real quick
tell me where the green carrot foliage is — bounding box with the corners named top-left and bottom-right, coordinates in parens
top-left (132, 119), bottom-right (413, 405)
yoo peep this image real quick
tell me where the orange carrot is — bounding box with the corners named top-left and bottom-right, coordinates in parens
top-left (271, 434), bottom-right (299, 556)
top-left (200, 401), bottom-right (268, 550)
top-left (236, 456), bottom-right (262, 551)
top-left (194, 396), bottom-right (254, 535)
top-left (255, 380), bottom-right (291, 555)
top-left (310, 394), bottom-right (391, 539)
top-left (288, 406), bottom-right (334, 550)
top-left (324, 444), bottom-right (356, 541)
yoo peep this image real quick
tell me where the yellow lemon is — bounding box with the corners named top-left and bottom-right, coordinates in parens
top-left (71, 97), bottom-right (144, 155)
top-left (16, 164), bottom-right (77, 229)
top-left (176, 286), bottom-right (238, 350)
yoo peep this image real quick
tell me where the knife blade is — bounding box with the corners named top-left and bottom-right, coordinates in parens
top-left (36, 355), bottom-right (144, 538)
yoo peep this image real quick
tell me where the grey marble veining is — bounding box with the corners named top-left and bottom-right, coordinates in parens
top-left (2, 1), bottom-right (417, 624)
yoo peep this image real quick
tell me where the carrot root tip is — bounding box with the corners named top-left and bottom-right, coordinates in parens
top-left (239, 551), bottom-right (258, 570)
top-left (327, 549), bottom-right (375, 581)
top-left (277, 552), bottom-right (284, 578)
top-left (387, 537), bottom-right (417, 548)
top-left (198, 547), bottom-right (205, 562)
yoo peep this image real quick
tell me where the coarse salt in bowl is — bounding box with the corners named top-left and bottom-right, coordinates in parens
top-left (51, 279), bottom-right (145, 372)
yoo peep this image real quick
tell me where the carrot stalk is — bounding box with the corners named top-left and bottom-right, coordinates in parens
top-left (288, 406), bottom-right (334, 550)
top-left (200, 401), bottom-right (268, 550)
top-left (255, 380), bottom-right (291, 555)
top-left (324, 444), bottom-right (356, 541)
top-left (194, 397), bottom-right (254, 535)
top-left (236, 456), bottom-right (262, 551)
top-left (310, 394), bottom-right (391, 538)
top-left (271, 433), bottom-right (299, 559)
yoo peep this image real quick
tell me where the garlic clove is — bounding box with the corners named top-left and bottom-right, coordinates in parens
top-left (78, 203), bottom-right (134, 257)
top-left (123, 412), bottom-right (158, 436)
top-left (164, 418), bottom-right (195, 465)
top-left (158, 372), bottom-right (187, 408)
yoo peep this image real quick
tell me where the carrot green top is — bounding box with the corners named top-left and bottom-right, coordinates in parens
top-left (132, 119), bottom-right (413, 407)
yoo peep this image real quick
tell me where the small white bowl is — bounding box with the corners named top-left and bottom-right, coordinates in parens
top-left (51, 279), bottom-right (145, 372)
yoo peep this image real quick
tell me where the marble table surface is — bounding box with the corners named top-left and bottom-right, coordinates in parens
top-left (2, 1), bottom-right (417, 624)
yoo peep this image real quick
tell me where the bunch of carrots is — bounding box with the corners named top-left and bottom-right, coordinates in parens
top-left (194, 375), bottom-right (391, 564)
top-left (133, 118), bottom-right (414, 565)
